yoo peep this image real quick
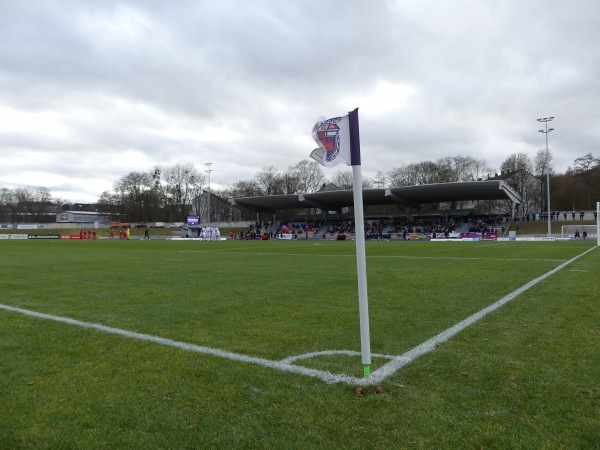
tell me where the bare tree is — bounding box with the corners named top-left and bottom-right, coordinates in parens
top-left (13, 186), bottom-right (54, 223)
top-left (373, 170), bottom-right (387, 188)
top-left (221, 180), bottom-right (264, 221)
top-left (153, 164), bottom-right (205, 221)
top-left (97, 190), bottom-right (122, 218)
top-left (290, 160), bottom-right (325, 193)
top-left (500, 152), bottom-right (537, 214)
top-left (447, 155), bottom-right (490, 182)
top-left (534, 148), bottom-right (554, 176)
top-left (113, 171), bottom-right (154, 222)
top-left (329, 171), bottom-right (354, 190)
top-left (224, 180), bottom-right (264, 198)
top-left (573, 153), bottom-right (599, 173)
top-left (465, 158), bottom-right (493, 182)
top-left (255, 166), bottom-right (284, 195)
top-left (387, 163), bottom-right (422, 187)
top-left (281, 170), bottom-right (301, 194)
top-left (0, 188), bottom-right (16, 223)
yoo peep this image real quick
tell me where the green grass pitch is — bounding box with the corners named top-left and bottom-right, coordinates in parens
top-left (1, 238), bottom-right (599, 448)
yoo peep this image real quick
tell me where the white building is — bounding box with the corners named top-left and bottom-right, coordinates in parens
top-left (56, 211), bottom-right (111, 225)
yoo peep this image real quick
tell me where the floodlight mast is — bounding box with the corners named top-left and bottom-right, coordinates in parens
top-left (537, 117), bottom-right (554, 237)
top-left (205, 163), bottom-right (212, 224)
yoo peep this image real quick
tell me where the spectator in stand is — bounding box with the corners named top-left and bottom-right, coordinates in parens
top-left (580, 210), bottom-right (585, 220)
top-left (572, 211), bottom-right (576, 220)
top-left (563, 212), bottom-right (567, 220)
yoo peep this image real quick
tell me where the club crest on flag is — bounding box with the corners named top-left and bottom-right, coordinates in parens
top-left (314, 117), bottom-right (342, 163)
top-left (310, 112), bottom-right (353, 168)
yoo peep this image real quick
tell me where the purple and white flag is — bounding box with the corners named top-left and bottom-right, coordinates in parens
top-left (310, 115), bottom-right (351, 167)
top-left (310, 108), bottom-right (360, 167)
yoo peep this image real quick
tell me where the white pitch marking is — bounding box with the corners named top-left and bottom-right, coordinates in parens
top-left (1, 246), bottom-right (595, 386)
top-left (178, 250), bottom-right (567, 263)
top-left (0, 303), bottom-right (364, 385)
top-left (281, 349), bottom-right (396, 364)
top-left (366, 245), bottom-right (597, 385)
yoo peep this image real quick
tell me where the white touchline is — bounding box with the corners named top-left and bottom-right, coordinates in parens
top-left (0, 246), bottom-right (595, 386)
top-left (178, 250), bottom-right (568, 263)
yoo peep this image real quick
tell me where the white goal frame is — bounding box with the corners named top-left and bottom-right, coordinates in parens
top-left (561, 224), bottom-right (597, 239)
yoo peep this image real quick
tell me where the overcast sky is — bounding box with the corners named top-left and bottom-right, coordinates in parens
top-left (1, 0), bottom-right (599, 203)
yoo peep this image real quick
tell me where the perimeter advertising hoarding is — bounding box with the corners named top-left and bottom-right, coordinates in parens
top-left (0, 234), bottom-right (28, 240)
top-left (460, 232), bottom-right (499, 239)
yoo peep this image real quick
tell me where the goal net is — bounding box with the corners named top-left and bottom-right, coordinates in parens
top-left (561, 224), bottom-right (597, 239)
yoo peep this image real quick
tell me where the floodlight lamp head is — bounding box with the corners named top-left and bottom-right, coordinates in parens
top-left (548, 128), bottom-right (554, 132)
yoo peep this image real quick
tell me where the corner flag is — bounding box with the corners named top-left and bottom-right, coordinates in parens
top-left (310, 108), bottom-right (361, 167)
top-left (309, 107), bottom-right (371, 380)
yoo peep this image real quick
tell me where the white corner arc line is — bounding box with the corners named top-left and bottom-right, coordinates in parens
top-left (281, 350), bottom-right (396, 364)
top-left (367, 245), bottom-right (597, 385)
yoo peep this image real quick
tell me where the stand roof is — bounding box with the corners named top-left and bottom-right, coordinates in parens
top-left (232, 180), bottom-right (521, 214)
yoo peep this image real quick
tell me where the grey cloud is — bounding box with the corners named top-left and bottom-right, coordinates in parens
top-left (1, 0), bottom-right (599, 202)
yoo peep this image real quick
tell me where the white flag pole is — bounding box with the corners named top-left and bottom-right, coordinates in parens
top-left (596, 202), bottom-right (599, 247)
top-left (347, 108), bottom-right (372, 379)
top-left (352, 163), bottom-right (372, 377)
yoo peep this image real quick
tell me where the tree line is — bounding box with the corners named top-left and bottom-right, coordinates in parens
top-left (1, 152), bottom-right (599, 224)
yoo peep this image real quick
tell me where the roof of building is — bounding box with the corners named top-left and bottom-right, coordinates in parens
top-left (232, 180), bottom-right (521, 213)
top-left (62, 210), bottom-right (109, 215)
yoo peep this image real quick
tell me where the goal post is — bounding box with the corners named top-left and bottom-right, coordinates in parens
top-left (561, 224), bottom-right (597, 239)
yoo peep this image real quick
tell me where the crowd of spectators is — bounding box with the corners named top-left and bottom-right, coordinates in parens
top-left (386, 216), bottom-right (458, 235)
top-left (240, 214), bottom-right (505, 240)
top-left (468, 215), bottom-right (503, 234)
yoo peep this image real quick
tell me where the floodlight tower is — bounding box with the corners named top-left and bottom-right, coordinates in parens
top-left (537, 117), bottom-right (554, 237)
top-left (205, 162), bottom-right (212, 224)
